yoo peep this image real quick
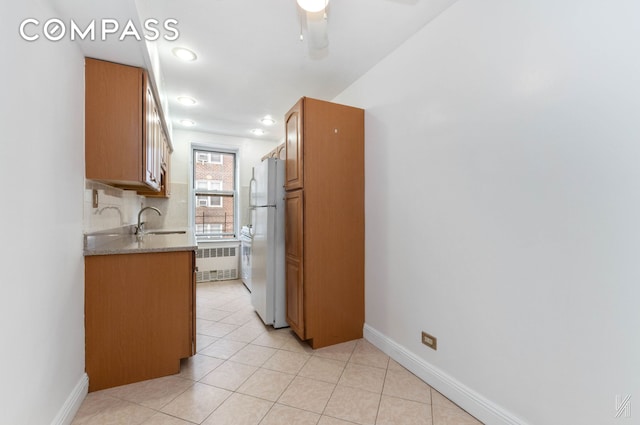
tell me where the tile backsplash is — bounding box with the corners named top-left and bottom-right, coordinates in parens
top-left (83, 181), bottom-right (189, 234)
top-left (83, 181), bottom-right (144, 234)
top-left (143, 183), bottom-right (189, 229)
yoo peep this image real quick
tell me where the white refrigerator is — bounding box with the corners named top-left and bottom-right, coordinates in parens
top-left (249, 158), bottom-right (287, 328)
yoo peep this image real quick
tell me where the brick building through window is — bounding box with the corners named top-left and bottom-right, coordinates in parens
top-left (193, 149), bottom-right (236, 238)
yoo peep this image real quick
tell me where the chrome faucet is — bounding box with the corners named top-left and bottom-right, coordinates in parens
top-left (136, 206), bottom-right (162, 235)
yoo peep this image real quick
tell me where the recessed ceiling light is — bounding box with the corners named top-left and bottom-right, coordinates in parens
top-left (177, 96), bottom-right (197, 106)
top-left (172, 47), bottom-right (197, 61)
top-left (180, 119), bottom-right (196, 127)
top-left (260, 116), bottom-right (276, 126)
top-left (251, 129), bottom-right (266, 136)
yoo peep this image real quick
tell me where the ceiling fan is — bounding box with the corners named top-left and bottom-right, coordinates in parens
top-left (297, 0), bottom-right (330, 51)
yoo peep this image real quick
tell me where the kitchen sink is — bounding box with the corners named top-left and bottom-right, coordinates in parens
top-left (145, 230), bottom-right (187, 235)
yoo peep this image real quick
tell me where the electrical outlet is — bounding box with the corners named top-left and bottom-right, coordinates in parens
top-left (421, 331), bottom-right (437, 350)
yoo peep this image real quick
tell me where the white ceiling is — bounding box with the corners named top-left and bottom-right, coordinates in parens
top-left (52, 0), bottom-right (457, 142)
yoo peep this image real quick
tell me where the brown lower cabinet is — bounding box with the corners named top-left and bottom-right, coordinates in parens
top-left (85, 250), bottom-right (195, 392)
top-left (285, 190), bottom-right (305, 338)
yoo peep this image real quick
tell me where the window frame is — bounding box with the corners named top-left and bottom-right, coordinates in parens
top-left (195, 180), bottom-right (223, 208)
top-left (190, 144), bottom-right (239, 240)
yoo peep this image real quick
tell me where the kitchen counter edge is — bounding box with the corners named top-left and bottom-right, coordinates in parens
top-left (84, 229), bottom-right (198, 256)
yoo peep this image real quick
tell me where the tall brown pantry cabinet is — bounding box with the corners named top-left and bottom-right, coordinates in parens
top-left (284, 97), bottom-right (364, 349)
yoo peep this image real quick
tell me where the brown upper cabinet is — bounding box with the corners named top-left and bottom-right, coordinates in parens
top-left (85, 58), bottom-right (171, 196)
top-left (283, 97), bottom-right (365, 349)
top-left (138, 86), bottom-right (171, 198)
top-left (284, 99), bottom-right (303, 190)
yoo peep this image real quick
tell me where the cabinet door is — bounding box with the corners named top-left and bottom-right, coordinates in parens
top-left (190, 250), bottom-right (196, 356)
top-left (85, 251), bottom-right (192, 391)
top-left (284, 98), bottom-right (303, 190)
top-left (144, 79), bottom-right (161, 191)
top-left (85, 58), bottom-right (143, 183)
top-left (164, 139), bottom-right (171, 197)
top-left (285, 190), bottom-right (305, 338)
top-left (138, 133), bottom-right (171, 198)
top-left (144, 81), bottom-right (155, 188)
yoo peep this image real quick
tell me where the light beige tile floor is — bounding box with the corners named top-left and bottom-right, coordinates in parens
top-left (72, 279), bottom-right (483, 425)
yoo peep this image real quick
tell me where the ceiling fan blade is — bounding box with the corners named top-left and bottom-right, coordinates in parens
top-left (305, 10), bottom-right (328, 50)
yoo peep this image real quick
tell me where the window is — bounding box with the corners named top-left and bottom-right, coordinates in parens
top-left (196, 152), bottom-right (223, 165)
top-left (193, 148), bottom-right (237, 239)
top-left (202, 223), bottom-right (223, 234)
top-left (195, 180), bottom-right (222, 207)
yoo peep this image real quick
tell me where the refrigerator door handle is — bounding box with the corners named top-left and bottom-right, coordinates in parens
top-left (249, 167), bottom-right (257, 210)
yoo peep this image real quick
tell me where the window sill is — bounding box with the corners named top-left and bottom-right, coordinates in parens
top-left (196, 236), bottom-right (239, 243)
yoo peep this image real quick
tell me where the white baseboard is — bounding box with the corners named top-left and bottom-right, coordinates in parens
top-left (51, 373), bottom-right (88, 425)
top-left (363, 324), bottom-right (527, 425)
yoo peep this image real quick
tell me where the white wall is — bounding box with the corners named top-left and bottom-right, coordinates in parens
top-left (0, 0), bottom-right (87, 423)
top-left (335, 1), bottom-right (640, 424)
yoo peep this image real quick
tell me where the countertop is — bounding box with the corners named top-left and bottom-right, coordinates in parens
top-left (84, 228), bottom-right (197, 256)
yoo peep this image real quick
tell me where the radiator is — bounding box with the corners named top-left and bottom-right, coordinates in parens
top-left (195, 241), bottom-right (240, 282)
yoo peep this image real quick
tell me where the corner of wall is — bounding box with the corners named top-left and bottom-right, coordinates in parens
top-left (364, 324), bottom-right (528, 425)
